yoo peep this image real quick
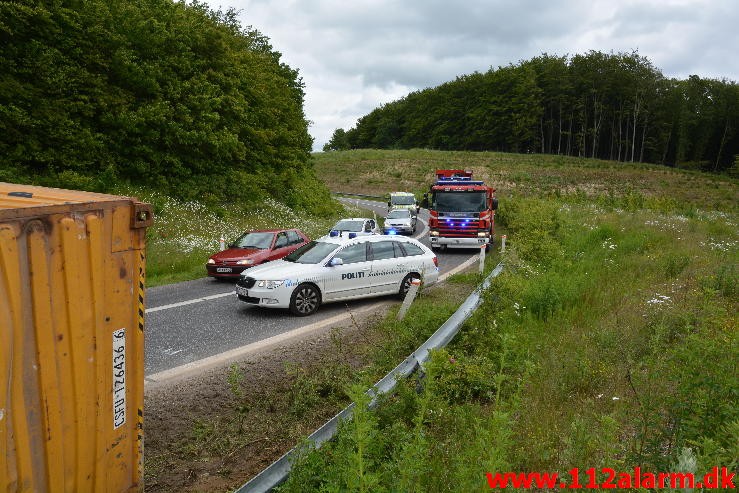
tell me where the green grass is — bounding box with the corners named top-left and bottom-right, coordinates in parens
top-left (270, 150), bottom-right (739, 492)
top-left (313, 149), bottom-right (738, 213)
top-left (115, 186), bottom-right (370, 286)
top-left (143, 149), bottom-right (736, 491)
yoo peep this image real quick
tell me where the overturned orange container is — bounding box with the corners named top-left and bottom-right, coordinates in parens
top-left (0, 183), bottom-right (153, 492)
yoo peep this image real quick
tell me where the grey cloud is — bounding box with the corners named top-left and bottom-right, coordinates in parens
top-left (228, 0), bottom-right (738, 149)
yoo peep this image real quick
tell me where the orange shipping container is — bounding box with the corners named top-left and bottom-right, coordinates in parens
top-left (0, 183), bottom-right (153, 492)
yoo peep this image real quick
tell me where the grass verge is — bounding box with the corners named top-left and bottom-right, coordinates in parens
top-left (278, 192), bottom-right (737, 492)
top-left (114, 187), bottom-right (375, 286)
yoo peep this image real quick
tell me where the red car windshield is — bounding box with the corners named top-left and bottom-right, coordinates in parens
top-left (232, 232), bottom-right (274, 249)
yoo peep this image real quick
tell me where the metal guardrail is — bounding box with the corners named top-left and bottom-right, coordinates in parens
top-left (235, 262), bottom-right (504, 493)
top-left (332, 191), bottom-right (385, 200)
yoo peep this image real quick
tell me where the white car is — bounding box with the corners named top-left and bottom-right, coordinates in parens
top-left (235, 235), bottom-right (439, 316)
top-left (383, 208), bottom-right (417, 235)
top-left (323, 217), bottom-right (380, 239)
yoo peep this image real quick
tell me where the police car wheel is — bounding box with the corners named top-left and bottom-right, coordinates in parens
top-left (399, 273), bottom-right (420, 297)
top-left (289, 283), bottom-right (321, 316)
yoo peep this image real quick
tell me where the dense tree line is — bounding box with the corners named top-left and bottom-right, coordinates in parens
top-left (326, 52), bottom-right (738, 172)
top-left (0, 0), bottom-right (318, 206)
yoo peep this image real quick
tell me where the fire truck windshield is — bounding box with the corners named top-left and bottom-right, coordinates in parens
top-left (432, 191), bottom-right (487, 213)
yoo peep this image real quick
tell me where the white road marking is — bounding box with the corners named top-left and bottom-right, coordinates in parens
top-left (146, 291), bottom-right (233, 313)
top-left (414, 217), bottom-right (428, 239)
top-left (438, 255), bottom-right (478, 282)
top-left (145, 302), bottom-right (387, 385)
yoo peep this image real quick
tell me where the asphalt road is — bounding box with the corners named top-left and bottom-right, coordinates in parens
top-left (144, 199), bottom-right (479, 377)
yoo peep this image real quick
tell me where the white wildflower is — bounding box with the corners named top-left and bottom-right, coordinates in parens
top-left (602, 238), bottom-right (617, 250)
top-left (646, 294), bottom-right (672, 305)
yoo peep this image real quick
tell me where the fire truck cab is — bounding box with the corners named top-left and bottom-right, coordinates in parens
top-left (422, 169), bottom-right (498, 251)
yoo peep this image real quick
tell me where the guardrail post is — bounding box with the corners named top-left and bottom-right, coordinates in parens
top-left (501, 235), bottom-right (507, 253)
top-left (397, 278), bottom-right (421, 320)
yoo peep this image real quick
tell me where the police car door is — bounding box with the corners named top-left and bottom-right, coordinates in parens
top-left (368, 240), bottom-right (407, 295)
top-left (323, 241), bottom-right (373, 301)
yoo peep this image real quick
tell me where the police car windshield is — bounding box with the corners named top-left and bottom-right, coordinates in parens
top-left (332, 220), bottom-right (365, 232)
top-left (283, 241), bottom-right (337, 264)
top-left (387, 209), bottom-right (410, 219)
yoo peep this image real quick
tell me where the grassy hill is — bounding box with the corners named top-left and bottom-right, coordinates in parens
top-left (143, 149), bottom-right (736, 491)
top-left (269, 149), bottom-right (738, 491)
top-left (314, 149), bottom-right (737, 212)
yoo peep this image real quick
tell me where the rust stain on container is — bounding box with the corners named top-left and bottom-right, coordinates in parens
top-left (1, 182), bottom-right (153, 492)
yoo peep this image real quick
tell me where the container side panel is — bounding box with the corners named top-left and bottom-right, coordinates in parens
top-left (94, 204), bottom-right (144, 491)
top-left (111, 206), bottom-right (133, 253)
top-left (60, 217), bottom-right (97, 493)
top-left (27, 222), bottom-right (66, 488)
top-left (86, 214), bottom-right (109, 493)
top-left (12, 222), bottom-right (47, 492)
top-left (0, 224), bottom-right (23, 490)
top-left (4, 221), bottom-right (49, 492)
top-left (106, 239), bottom-right (136, 488)
top-left (47, 218), bottom-right (77, 492)
top-left (2, 197), bottom-right (147, 493)
top-left (133, 248), bottom-right (146, 485)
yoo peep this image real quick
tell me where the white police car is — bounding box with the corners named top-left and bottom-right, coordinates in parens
top-left (235, 234), bottom-right (439, 316)
top-left (324, 217), bottom-right (380, 239)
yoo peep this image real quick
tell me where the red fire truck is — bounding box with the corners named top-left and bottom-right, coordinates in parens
top-left (422, 169), bottom-right (498, 251)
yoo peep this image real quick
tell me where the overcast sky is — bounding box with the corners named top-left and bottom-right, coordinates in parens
top-left (206, 0), bottom-right (739, 151)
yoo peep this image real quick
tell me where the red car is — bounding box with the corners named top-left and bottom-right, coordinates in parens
top-left (206, 228), bottom-right (310, 279)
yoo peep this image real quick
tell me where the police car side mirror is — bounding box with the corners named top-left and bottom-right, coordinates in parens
top-left (328, 257), bottom-right (344, 267)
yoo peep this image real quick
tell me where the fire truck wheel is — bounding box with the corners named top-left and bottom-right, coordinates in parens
top-left (486, 235), bottom-right (495, 252)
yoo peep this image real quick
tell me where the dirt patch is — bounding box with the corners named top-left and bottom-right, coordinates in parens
top-left (144, 304), bottom-right (391, 492)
